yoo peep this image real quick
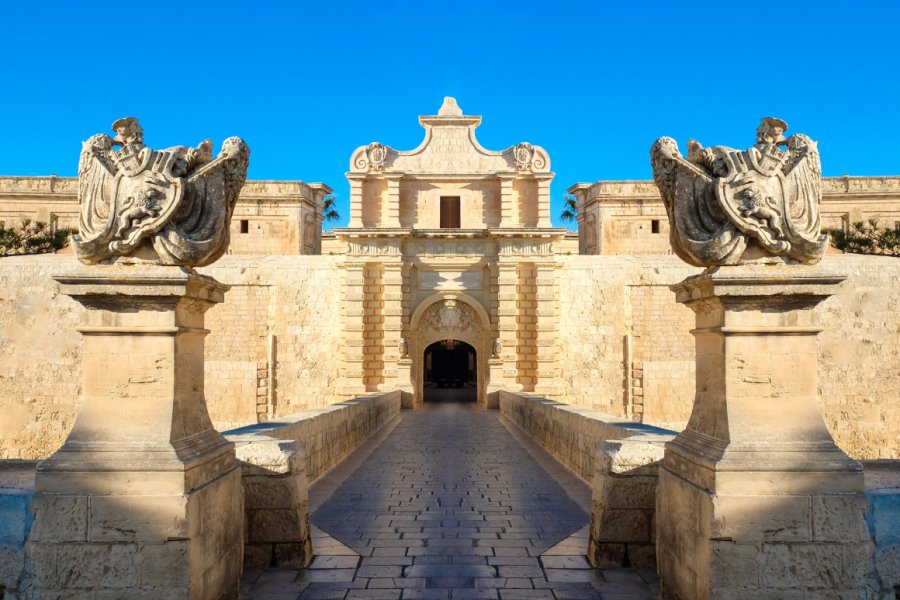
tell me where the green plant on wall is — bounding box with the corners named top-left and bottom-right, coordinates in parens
top-left (824, 215), bottom-right (900, 257)
top-left (0, 214), bottom-right (76, 256)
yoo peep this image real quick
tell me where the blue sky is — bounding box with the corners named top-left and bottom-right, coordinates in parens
top-left (1, 1), bottom-right (898, 229)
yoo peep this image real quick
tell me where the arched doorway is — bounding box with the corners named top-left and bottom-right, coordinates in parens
top-left (408, 294), bottom-right (492, 406)
top-left (423, 340), bottom-right (477, 403)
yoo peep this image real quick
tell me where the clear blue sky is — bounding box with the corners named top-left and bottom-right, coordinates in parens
top-left (1, 1), bottom-right (898, 229)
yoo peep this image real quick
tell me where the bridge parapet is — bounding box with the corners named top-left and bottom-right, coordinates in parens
top-left (497, 391), bottom-right (675, 568)
top-left (225, 390), bottom-right (403, 569)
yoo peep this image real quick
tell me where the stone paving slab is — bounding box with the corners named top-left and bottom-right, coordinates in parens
top-left (242, 404), bottom-right (659, 599)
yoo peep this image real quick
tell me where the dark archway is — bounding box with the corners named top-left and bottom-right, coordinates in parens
top-left (423, 340), bottom-right (477, 403)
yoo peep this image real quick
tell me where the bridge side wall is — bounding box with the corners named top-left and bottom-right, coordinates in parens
top-left (498, 391), bottom-right (675, 567)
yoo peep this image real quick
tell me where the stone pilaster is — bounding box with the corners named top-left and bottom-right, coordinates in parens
top-left (382, 175), bottom-right (403, 228)
top-left (536, 175), bottom-right (553, 228)
top-left (656, 265), bottom-right (870, 599)
top-left (493, 261), bottom-right (519, 391)
top-left (31, 266), bottom-right (243, 600)
top-left (348, 175), bottom-right (364, 228)
top-left (382, 259), bottom-right (405, 390)
top-left (498, 174), bottom-right (517, 228)
top-left (340, 262), bottom-right (367, 397)
top-left (532, 261), bottom-right (559, 397)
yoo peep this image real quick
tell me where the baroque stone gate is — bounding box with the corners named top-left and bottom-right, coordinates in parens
top-left (334, 98), bottom-right (567, 405)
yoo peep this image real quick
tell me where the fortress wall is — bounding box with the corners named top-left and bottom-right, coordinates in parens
top-left (0, 256), bottom-right (81, 460)
top-left (1, 253), bottom-right (896, 461)
top-left (0, 254), bottom-right (343, 460)
top-left (558, 254), bottom-right (900, 460)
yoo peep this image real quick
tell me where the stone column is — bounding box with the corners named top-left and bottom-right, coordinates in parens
top-left (31, 266), bottom-right (243, 600)
top-left (656, 265), bottom-right (870, 599)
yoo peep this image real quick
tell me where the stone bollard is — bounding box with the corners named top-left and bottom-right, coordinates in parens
top-left (656, 265), bottom-right (871, 599)
top-left (28, 267), bottom-right (244, 599)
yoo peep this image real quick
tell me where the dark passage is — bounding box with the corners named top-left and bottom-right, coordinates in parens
top-left (424, 340), bottom-right (476, 403)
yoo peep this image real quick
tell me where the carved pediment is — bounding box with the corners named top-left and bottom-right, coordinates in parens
top-left (348, 98), bottom-right (550, 175)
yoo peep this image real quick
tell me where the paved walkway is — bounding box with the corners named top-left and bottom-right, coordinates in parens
top-left (242, 404), bottom-right (659, 599)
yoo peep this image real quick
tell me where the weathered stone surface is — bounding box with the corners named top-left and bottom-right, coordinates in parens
top-left (650, 118), bottom-right (827, 266)
top-left (72, 118), bottom-right (250, 267)
top-left (27, 266), bottom-right (243, 600)
top-left (657, 266), bottom-right (872, 599)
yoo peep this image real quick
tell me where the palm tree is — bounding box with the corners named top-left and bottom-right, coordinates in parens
top-left (560, 193), bottom-right (578, 224)
top-left (322, 194), bottom-right (340, 222)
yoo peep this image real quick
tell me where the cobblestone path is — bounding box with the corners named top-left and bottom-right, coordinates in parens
top-left (242, 404), bottom-right (659, 599)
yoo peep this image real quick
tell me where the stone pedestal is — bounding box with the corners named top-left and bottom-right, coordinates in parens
top-left (656, 265), bottom-right (871, 599)
top-left (30, 266), bottom-right (243, 599)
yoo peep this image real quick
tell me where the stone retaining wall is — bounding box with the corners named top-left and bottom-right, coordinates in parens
top-left (498, 391), bottom-right (674, 567)
top-left (225, 391), bottom-right (402, 568)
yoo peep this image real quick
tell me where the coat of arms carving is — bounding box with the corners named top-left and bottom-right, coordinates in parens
top-left (650, 118), bottom-right (827, 266)
top-left (72, 117), bottom-right (250, 267)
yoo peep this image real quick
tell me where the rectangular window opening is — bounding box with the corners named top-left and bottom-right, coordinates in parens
top-left (651, 219), bottom-right (660, 234)
top-left (440, 196), bottom-right (461, 229)
top-left (240, 219), bottom-right (249, 234)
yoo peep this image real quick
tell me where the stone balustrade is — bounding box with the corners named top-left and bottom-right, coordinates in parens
top-left (497, 391), bottom-right (674, 567)
top-left (224, 391), bottom-right (403, 568)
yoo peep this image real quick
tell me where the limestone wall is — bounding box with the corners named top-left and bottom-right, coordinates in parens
top-left (1, 252), bottom-right (897, 462)
top-left (0, 255), bottom-right (344, 460)
top-left (201, 255), bottom-right (344, 426)
top-left (0, 256), bottom-right (82, 460)
top-left (556, 254), bottom-right (900, 460)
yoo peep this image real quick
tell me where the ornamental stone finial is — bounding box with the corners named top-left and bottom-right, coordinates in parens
top-left (649, 118), bottom-right (827, 267)
top-left (72, 118), bottom-right (250, 267)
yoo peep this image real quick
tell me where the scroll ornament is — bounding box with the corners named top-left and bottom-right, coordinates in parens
top-left (649, 118), bottom-right (828, 267)
top-left (72, 117), bottom-right (250, 267)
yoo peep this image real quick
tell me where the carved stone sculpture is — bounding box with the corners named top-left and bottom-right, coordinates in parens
top-left (650, 118), bottom-right (827, 266)
top-left (72, 117), bottom-right (250, 266)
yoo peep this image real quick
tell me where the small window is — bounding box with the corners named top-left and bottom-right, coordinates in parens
top-left (240, 219), bottom-right (249, 234)
top-left (440, 196), bottom-right (461, 229)
top-left (651, 219), bottom-right (660, 234)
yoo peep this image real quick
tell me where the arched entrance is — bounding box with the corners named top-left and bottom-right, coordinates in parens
top-left (423, 340), bottom-right (477, 403)
top-left (408, 293), bottom-right (492, 406)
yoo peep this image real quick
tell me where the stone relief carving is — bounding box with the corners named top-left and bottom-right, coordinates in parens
top-left (399, 338), bottom-right (408, 359)
top-left (513, 142), bottom-right (547, 172)
top-left (423, 299), bottom-right (477, 334)
top-left (650, 118), bottom-right (827, 267)
top-left (499, 241), bottom-right (553, 256)
top-left (348, 240), bottom-right (402, 255)
top-left (491, 338), bottom-right (502, 359)
top-left (72, 118), bottom-right (249, 266)
top-left (352, 142), bottom-right (390, 172)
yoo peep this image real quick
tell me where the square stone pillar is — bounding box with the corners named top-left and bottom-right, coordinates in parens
top-left (30, 266), bottom-right (243, 600)
top-left (656, 265), bottom-right (871, 599)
